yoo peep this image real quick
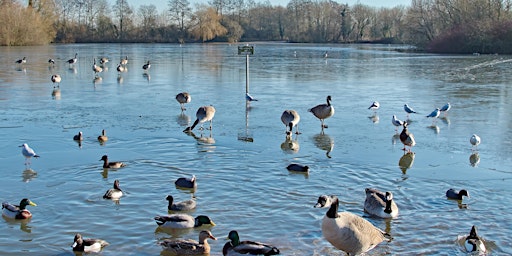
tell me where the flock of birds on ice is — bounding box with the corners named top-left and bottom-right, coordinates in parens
top-left (4, 55), bottom-right (486, 255)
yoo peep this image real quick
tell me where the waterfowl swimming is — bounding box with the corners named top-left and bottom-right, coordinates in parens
top-left (72, 233), bottom-right (109, 253)
top-left (404, 103), bottom-right (417, 115)
top-left (364, 188), bottom-right (399, 218)
top-left (309, 95), bottom-right (334, 129)
top-left (68, 53), bottom-right (78, 65)
top-left (154, 214), bottom-right (215, 228)
top-left (176, 92), bottom-right (191, 112)
top-left (99, 155), bottom-right (126, 169)
top-left (286, 163), bottom-right (309, 173)
top-left (2, 198), bottom-right (37, 219)
top-left (470, 134), bottom-right (481, 150)
top-left (160, 230), bottom-right (217, 255)
top-left (184, 106), bottom-right (216, 132)
top-left (392, 115), bottom-right (404, 132)
top-left (446, 189), bottom-right (470, 200)
top-left (399, 122), bottom-right (416, 152)
top-left (465, 225), bottom-right (486, 253)
top-left (98, 129), bottom-right (108, 142)
top-left (103, 179), bottom-right (123, 199)
top-left (166, 195), bottom-right (196, 211)
top-left (19, 143), bottom-right (40, 166)
top-left (175, 175), bottom-right (197, 189)
top-left (440, 102), bottom-right (451, 115)
top-left (222, 230), bottom-right (280, 256)
top-left (314, 195), bottom-right (390, 255)
top-left (51, 74), bottom-right (61, 88)
top-left (73, 131), bottom-right (83, 141)
top-left (15, 57), bottom-right (27, 64)
top-left (281, 110), bottom-right (300, 136)
top-left (368, 101), bottom-right (380, 112)
top-left (120, 56), bottom-right (128, 66)
top-left (142, 60), bottom-right (151, 71)
top-left (92, 58), bottom-right (103, 76)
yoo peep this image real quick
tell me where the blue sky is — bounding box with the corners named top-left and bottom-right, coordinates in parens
top-left (129, 0), bottom-right (411, 11)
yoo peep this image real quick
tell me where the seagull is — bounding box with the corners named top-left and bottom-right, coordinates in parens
top-left (440, 102), bottom-right (451, 116)
top-left (392, 115), bottom-right (404, 132)
top-left (470, 134), bottom-right (481, 150)
top-left (51, 74), bottom-right (61, 88)
top-left (245, 92), bottom-right (258, 101)
top-left (404, 104), bottom-right (417, 117)
top-left (426, 108), bottom-right (440, 123)
top-left (368, 101), bottom-right (380, 112)
top-left (19, 143), bottom-right (40, 166)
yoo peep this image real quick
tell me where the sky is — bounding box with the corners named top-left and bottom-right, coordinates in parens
top-left (128, 0), bottom-right (411, 11)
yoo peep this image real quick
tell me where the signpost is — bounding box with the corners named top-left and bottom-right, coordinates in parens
top-left (238, 45), bottom-right (254, 96)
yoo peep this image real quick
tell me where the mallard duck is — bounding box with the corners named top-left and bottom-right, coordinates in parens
top-left (286, 163), bottom-right (309, 173)
top-left (281, 110), bottom-right (300, 136)
top-left (73, 131), bottom-right (83, 141)
top-left (103, 179), bottom-right (123, 199)
top-left (309, 95), bottom-right (334, 129)
top-left (364, 188), bottom-right (399, 218)
top-left (222, 230), bottom-right (280, 256)
top-left (51, 74), bottom-right (61, 88)
top-left (99, 155), bottom-right (126, 169)
top-left (176, 92), bottom-right (191, 112)
top-left (314, 195), bottom-right (390, 255)
top-left (399, 122), bottom-right (416, 152)
top-left (160, 230), bottom-right (217, 255)
top-left (166, 195), bottom-right (196, 211)
top-left (184, 106), bottom-right (216, 132)
top-left (72, 233), bottom-right (109, 253)
top-left (446, 189), bottom-right (469, 200)
top-left (175, 175), bottom-right (197, 189)
top-left (2, 198), bottom-right (37, 219)
top-left (98, 129), bottom-right (108, 142)
top-left (465, 225), bottom-right (486, 253)
top-left (154, 214), bottom-right (215, 228)
top-left (19, 143), bottom-right (40, 166)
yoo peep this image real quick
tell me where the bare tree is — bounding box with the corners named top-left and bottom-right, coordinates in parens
top-left (168, 0), bottom-right (191, 33)
top-left (113, 0), bottom-right (134, 41)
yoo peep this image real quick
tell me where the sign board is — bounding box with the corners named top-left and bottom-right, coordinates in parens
top-left (238, 45), bottom-right (254, 55)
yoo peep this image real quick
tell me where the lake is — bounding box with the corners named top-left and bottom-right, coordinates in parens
top-left (0, 42), bottom-right (511, 255)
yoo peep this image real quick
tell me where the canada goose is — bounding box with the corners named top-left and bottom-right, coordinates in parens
top-left (309, 96), bottom-right (334, 129)
top-left (48, 58), bottom-right (55, 65)
top-left (166, 195), bottom-right (196, 211)
top-left (440, 102), bottom-right (451, 115)
top-left (51, 74), bottom-right (61, 88)
top-left (15, 57), bottom-right (27, 64)
top-left (470, 134), bottom-right (481, 150)
top-left (142, 60), bottom-right (150, 71)
top-left (19, 143), bottom-right (39, 166)
top-left (99, 155), bottom-right (126, 169)
top-left (98, 129), bottom-right (108, 142)
top-left (446, 189), bottom-right (469, 200)
top-left (154, 214), bottom-right (215, 228)
top-left (73, 131), bottom-right (83, 141)
top-left (368, 101), bottom-right (380, 112)
top-left (68, 53), bottom-right (78, 65)
top-left (92, 58), bottom-right (103, 76)
top-left (222, 230), bottom-right (280, 256)
top-left (281, 110), bottom-right (300, 135)
top-left (184, 106), bottom-right (216, 132)
top-left (72, 233), bottom-right (109, 253)
top-left (175, 175), bottom-right (197, 189)
top-left (364, 188), bottom-right (399, 218)
top-left (116, 63), bottom-right (125, 74)
top-left (120, 56), bottom-right (128, 66)
top-left (465, 225), bottom-right (486, 253)
top-left (176, 92), bottom-right (191, 111)
top-left (99, 57), bottom-right (109, 65)
top-left (2, 198), bottom-right (37, 219)
top-left (103, 179), bottom-right (123, 199)
top-left (160, 230), bottom-right (217, 255)
top-left (399, 122), bottom-right (416, 152)
top-left (392, 115), bottom-right (404, 132)
top-left (314, 195), bottom-right (390, 255)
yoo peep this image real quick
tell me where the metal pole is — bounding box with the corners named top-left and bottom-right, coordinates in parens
top-left (246, 54), bottom-right (249, 94)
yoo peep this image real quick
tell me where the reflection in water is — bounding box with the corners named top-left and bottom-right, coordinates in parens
top-left (313, 132), bottom-right (334, 158)
top-left (117, 75), bottom-right (124, 84)
top-left (368, 114), bottom-right (379, 124)
top-left (428, 125), bottom-right (440, 134)
top-left (238, 101), bottom-right (254, 142)
top-left (391, 134), bottom-right (400, 145)
top-left (440, 116), bottom-right (450, 126)
top-left (176, 113), bottom-right (191, 127)
top-left (2, 216), bottom-right (32, 233)
top-left (68, 66), bottom-right (77, 74)
top-left (143, 73), bottom-right (150, 82)
top-left (93, 76), bottom-right (102, 85)
top-left (281, 135), bottom-right (300, 154)
top-left (155, 226), bottom-right (194, 238)
top-left (51, 88), bottom-right (61, 100)
top-left (187, 131), bottom-right (215, 145)
top-left (22, 168), bottom-right (37, 182)
top-left (398, 152), bottom-right (415, 174)
top-left (469, 152), bottom-right (480, 167)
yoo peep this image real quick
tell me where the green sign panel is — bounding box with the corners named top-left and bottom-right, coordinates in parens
top-left (238, 45), bottom-right (254, 55)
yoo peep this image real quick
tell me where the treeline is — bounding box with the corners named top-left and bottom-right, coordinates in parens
top-left (2, 0), bottom-right (512, 53)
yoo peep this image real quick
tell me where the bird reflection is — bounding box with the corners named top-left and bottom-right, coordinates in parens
top-left (176, 112), bottom-right (191, 127)
top-left (93, 76), bottom-right (102, 85)
top-left (440, 116), bottom-right (450, 126)
top-left (469, 152), bottom-right (480, 167)
top-left (368, 114), bottom-right (379, 124)
top-left (281, 135), bottom-right (300, 154)
top-left (428, 125), bottom-right (440, 134)
top-left (187, 130), bottom-right (215, 145)
top-left (155, 226), bottom-right (193, 237)
top-left (392, 134), bottom-right (400, 145)
top-left (117, 75), bottom-right (124, 84)
top-left (398, 152), bottom-right (415, 174)
top-left (2, 216), bottom-right (32, 233)
top-left (143, 73), bottom-right (150, 82)
top-left (313, 132), bottom-right (334, 158)
top-left (22, 168), bottom-right (37, 182)
top-left (51, 88), bottom-right (61, 100)
top-left (68, 66), bottom-right (77, 74)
